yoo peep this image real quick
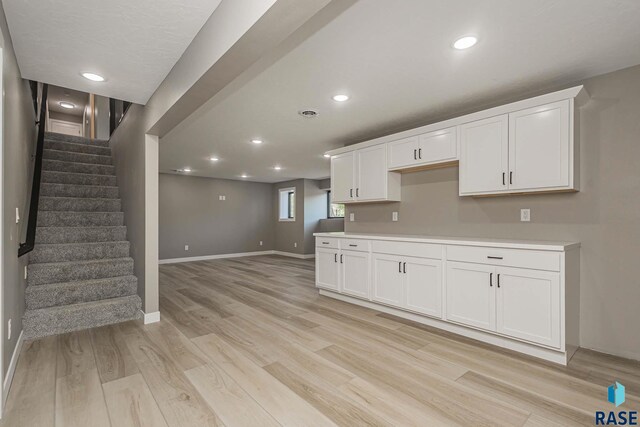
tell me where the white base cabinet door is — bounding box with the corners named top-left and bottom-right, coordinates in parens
top-left (372, 254), bottom-right (404, 306)
top-left (404, 257), bottom-right (442, 319)
top-left (341, 250), bottom-right (370, 299)
top-left (496, 267), bottom-right (561, 348)
top-left (446, 262), bottom-right (496, 332)
top-left (316, 248), bottom-right (340, 292)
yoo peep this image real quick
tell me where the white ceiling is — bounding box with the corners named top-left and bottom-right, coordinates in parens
top-left (161, 0), bottom-right (640, 183)
top-left (47, 85), bottom-right (88, 117)
top-left (3, 0), bottom-right (222, 104)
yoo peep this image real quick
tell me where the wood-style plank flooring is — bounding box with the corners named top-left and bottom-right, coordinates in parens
top-left (2, 255), bottom-right (639, 426)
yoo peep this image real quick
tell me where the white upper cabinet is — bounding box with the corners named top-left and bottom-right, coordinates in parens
top-left (508, 100), bottom-right (571, 192)
top-left (388, 127), bottom-right (457, 171)
top-left (327, 86), bottom-right (585, 200)
top-left (330, 152), bottom-right (355, 203)
top-left (331, 145), bottom-right (400, 204)
top-left (459, 115), bottom-right (510, 195)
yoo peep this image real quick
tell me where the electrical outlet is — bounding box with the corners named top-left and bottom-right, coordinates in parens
top-left (294, 242), bottom-right (297, 248)
top-left (392, 212), bottom-right (398, 222)
top-left (349, 213), bottom-right (355, 222)
top-left (7, 319), bottom-right (11, 340)
top-left (184, 245), bottom-right (189, 251)
top-left (520, 208), bottom-right (531, 222)
top-left (218, 195), bottom-right (226, 200)
top-left (259, 241), bottom-right (263, 246)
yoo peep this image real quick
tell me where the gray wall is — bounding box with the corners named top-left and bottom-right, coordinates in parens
top-left (273, 179), bottom-right (305, 255)
top-left (49, 111), bottom-right (82, 124)
top-left (159, 173), bottom-right (274, 260)
top-left (304, 179), bottom-right (330, 254)
top-left (0, 2), bottom-right (36, 374)
top-left (109, 105), bottom-right (151, 310)
top-left (345, 65), bottom-right (640, 360)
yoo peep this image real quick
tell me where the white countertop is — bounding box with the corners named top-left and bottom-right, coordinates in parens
top-left (313, 232), bottom-right (580, 251)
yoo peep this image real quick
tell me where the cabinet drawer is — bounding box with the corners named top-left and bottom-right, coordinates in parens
top-left (316, 238), bottom-right (339, 249)
top-left (340, 239), bottom-right (370, 252)
top-left (371, 240), bottom-right (441, 259)
top-left (446, 245), bottom-right (560, 272)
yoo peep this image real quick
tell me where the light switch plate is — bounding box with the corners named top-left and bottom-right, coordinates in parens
top-left (520, 209), bottom-right (531, 222)
top-left (349, 213), bottom-right (355, 222)
top-left (259, 241), bottom-right (263, 246)
top-left (184, 245), bottom-right (189, 251)
top-left (392, 212), bottom-right (398, 222)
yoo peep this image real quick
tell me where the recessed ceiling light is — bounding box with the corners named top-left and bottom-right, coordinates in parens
top-left (251, 139), bottom-right (263, 144)
top-left (241, 174), bottom-right (248, 178)
top-left (209, 157), bottom-right (219, 162)
top-left (82, 72), bottom-right (105, 82)
top-left (182, 167), bottom-right (192, 173)
top-left (59, 101), bottom-right (75, 109)
top-left (323, 154), bottom-right (331, 158)
top-left (332, 94), bottom-right (349, 102)
top-left (274, 166), bottom-right (282, 170)
top-left (453, 36), bottom-right (477, 50)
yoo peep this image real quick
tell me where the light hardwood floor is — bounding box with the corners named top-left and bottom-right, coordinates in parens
top-left (1, 255), bottom-right (638, 426)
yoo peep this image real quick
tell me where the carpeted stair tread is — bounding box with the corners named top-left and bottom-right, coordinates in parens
top-left (40, 183), bottom-right (119, 199)
top-left (45, 132), bottom-right (110, 147)
top-left (44, 139), bottom-right (111, 156)
top-left (30, 241), bottom-right (130, 263)
top-left (37, 211), bottom-right (124, 227)
top-left (35, 225), bottom-right (127, 244)
top-left (26, 275), bottom-right (138, 310)
top-left (23, 295), bottom-right (141, 339)
top-left (42, 170), bottom-right (117, 186)
top-left (43, 148), bottom-right (113, 165)
top-left (39, 196), bottom-right (121, 212)
top-left (43, 159), bottom-right (115, 176)
top-left (28, 257), bottom-right (134, 286)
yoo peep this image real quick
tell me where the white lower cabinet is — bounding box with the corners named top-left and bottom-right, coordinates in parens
top-left (316, 247), bottom-right (340, 292)
top-left (496, 267), bottom-right (560, 348)
top-left (341, 250), bottom-right (370, 299)
top-left (446, 262), bottom-right (496, 332)
top-left (404, 256), bottom-right (442, 318)
top-left (372, 253), bottom-right (404, 306)
top-left (315, 234), bottom-right (577, 364)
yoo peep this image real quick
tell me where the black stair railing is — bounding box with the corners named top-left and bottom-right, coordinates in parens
top-left (18, 83), bottom-right (48, 257)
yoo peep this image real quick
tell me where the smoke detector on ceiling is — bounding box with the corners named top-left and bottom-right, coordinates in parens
top-left (298, 109), bottom-right (319, 118)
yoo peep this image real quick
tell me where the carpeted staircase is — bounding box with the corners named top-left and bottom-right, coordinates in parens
top-left (23, 132), bottom-right (141, 339)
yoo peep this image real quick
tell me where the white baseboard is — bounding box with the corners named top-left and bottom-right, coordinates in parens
top-left (272, 251), bottom-right (315, 259)
top-left (159, 250), bottom-right (314, 264)
top-left (2, 330), bottom-right (24, 417)
top-left (159, 250), bottom-right (274, 264)
top-left (142, 311), bottom-right (160, 324)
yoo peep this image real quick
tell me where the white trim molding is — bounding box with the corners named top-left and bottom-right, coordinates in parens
top-left (159, 250), bottom-right (315, 264)
top-left (159, 250), bottom-right (275, 264)
top-left (272, 251), bottom-right (315, 259)
top-left (2, 330), bottom-right (24, 418)
top-left (142, 311), bottom-right (161, 324)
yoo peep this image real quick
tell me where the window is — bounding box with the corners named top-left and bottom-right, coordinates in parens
top-left (327, 191), bottom-right (345, 218)
top-left (278, 187), bottom-right (296, 221)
